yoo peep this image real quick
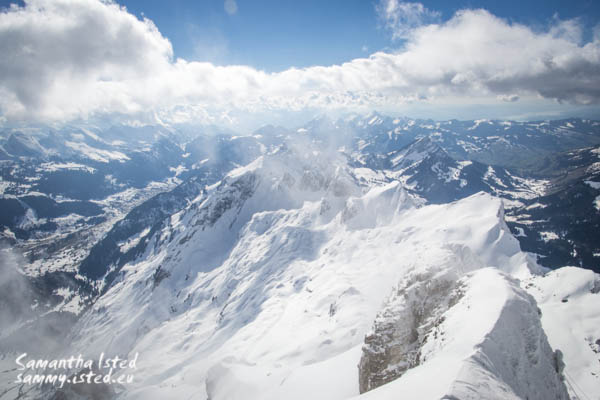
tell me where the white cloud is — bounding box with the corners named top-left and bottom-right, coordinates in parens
top-left (497, 94), bottom-right (520, 103)
top-left (224, 0), bottom-right (237, 16)
top-left (0, 1), bottom-right (598, 127)
top-left (376, 0), bottom-right (440, 40)
top-left (0, 0), bottom-right (172, 120)
top-left (549, 14), bottom-right (583, 44)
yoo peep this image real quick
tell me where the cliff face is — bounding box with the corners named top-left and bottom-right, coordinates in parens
top-left (358, 258), bottom-right (468, 393)
top-left (357, 269), bottom-right (569, 400)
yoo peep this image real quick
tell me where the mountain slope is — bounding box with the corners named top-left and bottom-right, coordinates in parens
top-left (506, 145), bottom-right (600, 272)
top-left (28, 145), bottom-right (561, 399)
top-left (524, 267), bottom-right (600, 400)
top-left (331, 115), bottom-right (600, 169)
top-left (0, 116), bottom-right (598, 399)
top-left (383, 137), bottom-right (525, 204)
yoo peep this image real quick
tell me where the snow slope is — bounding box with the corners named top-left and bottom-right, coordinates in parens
top-left (525, 267), bottom-right (600, 400)
top-left (50, 146), bottom-right (562, 400)
top-left (2, 118), bottom-right (598, 400)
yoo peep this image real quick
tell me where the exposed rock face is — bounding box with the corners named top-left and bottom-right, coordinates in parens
top-left (358, 268), bottom-right (571, 400)
top-left (358, 269), bottom-right (465, 393)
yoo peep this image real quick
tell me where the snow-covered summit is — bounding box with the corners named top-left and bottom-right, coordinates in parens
top-left (54, 165), bottom-right (555, 399)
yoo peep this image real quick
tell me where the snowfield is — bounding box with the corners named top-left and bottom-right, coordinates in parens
top-left (525, 267), bottom-right (600, 400)
top-left (45, 147), bottom-right (581, 400)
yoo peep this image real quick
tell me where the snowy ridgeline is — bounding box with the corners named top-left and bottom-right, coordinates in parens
top-left (17, 147), bottom-right (598, 400)
top-left (358, 268), bottom-right (568, 400)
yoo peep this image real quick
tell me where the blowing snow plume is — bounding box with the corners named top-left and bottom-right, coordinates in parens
top-left (0, 245), bottom-right (35, 338)
top-left (0, 244), bottom-right (85, 398)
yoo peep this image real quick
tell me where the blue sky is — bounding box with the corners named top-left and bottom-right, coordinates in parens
top-left (100, 0), bottom-right (600, 71)
top-left (119, 0), bottom-right (388, 71)
top-left (0, 0), bottom-right (599, 128)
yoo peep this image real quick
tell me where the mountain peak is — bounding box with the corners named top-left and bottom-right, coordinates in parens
top-left (389, 136), bottom-right (449, 171)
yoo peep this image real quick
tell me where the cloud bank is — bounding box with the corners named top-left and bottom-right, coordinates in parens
top-left (0, 0), bottom-right (599, 127)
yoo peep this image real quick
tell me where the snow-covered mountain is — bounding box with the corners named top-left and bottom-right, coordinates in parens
top-left (506, 145), bottom-right (600, 271)
top-left (1, 115), bottom-right (599, 400)
top-left (30, 147), bottom-right (566, 399)
top-left (361, 136), bottom-right (531, 204)
top-left (0, 126), bottom-right (277, 371)
top-left (307, 113), bottom-right (600, 169)
top-left (330, 115), bottom-right (600, 272)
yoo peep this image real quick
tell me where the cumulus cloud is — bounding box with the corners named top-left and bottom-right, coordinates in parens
top-left (0, 0), bottom-right (598, 126)
top-left (0, 0), bottom-right (172, 120)
top-left (376, 0), bottom-right (441, 40)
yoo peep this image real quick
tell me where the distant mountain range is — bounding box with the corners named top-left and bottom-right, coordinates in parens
top-left (0, 114), bottom-right (599, 399)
